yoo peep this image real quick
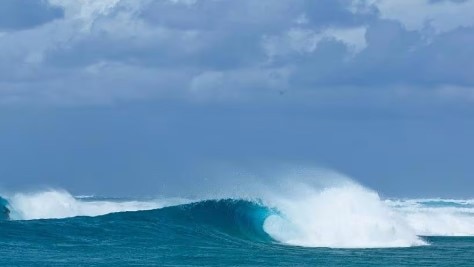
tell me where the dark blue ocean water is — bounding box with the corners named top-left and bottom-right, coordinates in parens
top-left (1, 198), bottom-right (473, 266)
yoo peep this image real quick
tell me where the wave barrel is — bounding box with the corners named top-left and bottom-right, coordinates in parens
top-left (0, 197), bottom-right (10, 220)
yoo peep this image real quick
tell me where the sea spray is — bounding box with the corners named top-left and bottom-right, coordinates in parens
top-left (262, 183), bottom-right (426, 248)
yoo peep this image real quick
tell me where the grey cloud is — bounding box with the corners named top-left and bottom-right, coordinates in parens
top-left (141, 0), bottom-right (302, 32)
top-left (271, 19), bottom-right (474, 90)
top-left (0, 0), bottom-right (63, 30)
top-left (429, 0), bottom-right (468, 4)
top-left (303, 0), bottom-right (376, 27)
top-left (0, 0), bottom-right (473, 106)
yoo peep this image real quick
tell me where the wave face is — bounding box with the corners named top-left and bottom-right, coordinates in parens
top-left (1, 198), bottom-right (473, 266)
top-left (142, 199), bottom-right (274, 242)
top-left (1, 185), bottom-right (474, 249)
top-left (1, 199), bottom-right (274, 243)
top-left (0, 197), bottom-right (9, 220)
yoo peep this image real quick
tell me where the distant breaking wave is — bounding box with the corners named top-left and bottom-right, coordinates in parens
top-left (1, 181), bottom-right (473, 249)
top-left (386, 198), bottom-right (474, 236)
top-left (1, 190), bottom-right (188, 220)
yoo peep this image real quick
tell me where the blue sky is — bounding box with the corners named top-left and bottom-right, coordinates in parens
top-left (0, 0), bottom-right (473, 197)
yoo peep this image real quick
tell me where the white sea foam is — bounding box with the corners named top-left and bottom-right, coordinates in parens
top-left (5, 190), bottom-right (187, 220)
top-left (386, 199), bottom-right (474, 236)
top-left (262, 183), bottom-right (427, 248)
top-left (254, 170), bottom-right (474, 248)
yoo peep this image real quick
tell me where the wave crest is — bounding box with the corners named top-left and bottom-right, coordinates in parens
top-left (262, 184), bottom-right (426, 248)
top-left (3, 190), bottom-right (186, 220)
top-left (2, 177), bottom-right (474, 249)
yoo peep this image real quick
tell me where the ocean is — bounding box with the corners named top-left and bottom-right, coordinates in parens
top-left (1, 185), bottom-right (473, 266)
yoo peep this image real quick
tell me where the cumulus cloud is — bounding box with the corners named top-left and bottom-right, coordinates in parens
top-left (355, 0), bottom-right (474, 33)
top-left (0, 0), bottom-right (472, 106)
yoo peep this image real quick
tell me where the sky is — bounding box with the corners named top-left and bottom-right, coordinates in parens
top-left (0, 0), bottom-right (473, 197)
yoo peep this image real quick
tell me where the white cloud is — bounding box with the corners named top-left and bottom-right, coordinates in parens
top-left (263, 26), bottom-right (367, 59)
top-left (354, 0), bottom-right (474, 33)
top-left (168, 0), bottom-right (198, 6)
top-left (294, 14), bottom-right (309, 25)
top-left (324, 27), bottom-right (367, 54)
top-left (287, 28), bottom-right (325, 53)
top-left (48, 0), bottom-right (123, 31)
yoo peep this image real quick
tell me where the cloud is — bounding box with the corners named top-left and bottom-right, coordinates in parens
top-left (355, 0), bottom-right (474, 33)
top-left (0, 0), bottom-right (63, 31)
top-left (262, 26), bottom-right (367, 63)
top-left (189, 67), bottom-right (291, 101)
top-left (0, 0), bottom-right (473, 106)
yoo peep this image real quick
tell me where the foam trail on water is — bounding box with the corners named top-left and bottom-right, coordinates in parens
top-left (387, 199), bottom-right (474, 236)
top-left (6, 190), bottom-right (187, 220)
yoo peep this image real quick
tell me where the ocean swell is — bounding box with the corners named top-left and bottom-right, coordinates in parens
top-left (1, 183), bottom-right (474, 249)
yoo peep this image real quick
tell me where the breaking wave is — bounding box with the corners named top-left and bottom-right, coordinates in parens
top-left (1, 175), bottom-right (473, 249)
top-left (262, 184), bottom-right (425, 248)
top-left (1, 190), bottom-right (187, 220)
top-left (386, 198), bottom-right (474, 236)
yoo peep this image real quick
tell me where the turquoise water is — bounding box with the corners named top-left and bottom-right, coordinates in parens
top-left (0, 197), bottom-right (9, 220)
top-left (1, 197), bottom-right (474, 266)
